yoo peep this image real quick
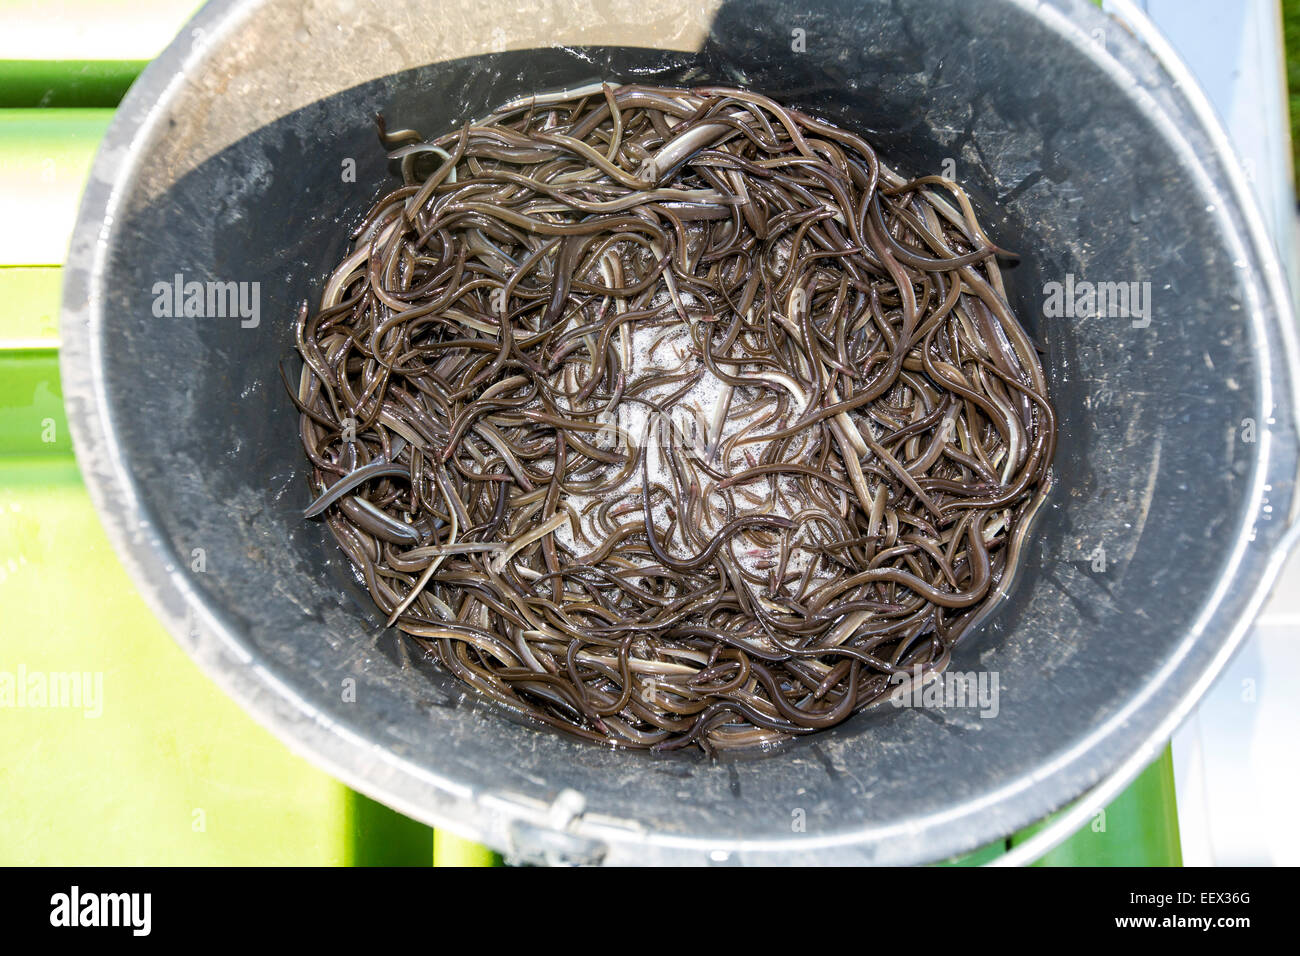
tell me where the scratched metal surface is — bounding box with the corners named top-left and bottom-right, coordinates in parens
top-left (61, 0), bottom-right (1300, 864)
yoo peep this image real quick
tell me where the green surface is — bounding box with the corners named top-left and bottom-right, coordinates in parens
top-left (1286, 0), bottom-right (1300, 186)
top-left (434, 831), bottom-right (502, 868)
top-left (0, 457), bottom-right (351, 864)
top-left (0, 0), bottom-right (1187, 868)
top-left (0, 267), bottom-right (61, 342)
top-left (0, 390), bottom-right (441, 865)
top-left (0, 348), bottom-right (68, 454)
top-left (1013, 748), bottom-right (1183, 866)
top-left (0, 60), bottom-right (149, 108)
top-left (345, 792), bottom-right (435, 867)
top-left (938, 838), bottom-right (1012, 867)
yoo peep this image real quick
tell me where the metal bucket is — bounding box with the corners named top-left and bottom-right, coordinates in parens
top-left (60, 0), bottom-right (1300, 864)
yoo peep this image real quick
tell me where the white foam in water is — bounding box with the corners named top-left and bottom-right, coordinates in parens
top-left (545, 280), bottom-right (841, 594)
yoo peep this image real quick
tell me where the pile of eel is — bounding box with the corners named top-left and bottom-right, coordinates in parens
top-left (287, 83), bottom-right (1056, 751)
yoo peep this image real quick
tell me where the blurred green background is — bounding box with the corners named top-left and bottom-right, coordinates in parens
top-left (1288, 0), bottom-right (1300, 181)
